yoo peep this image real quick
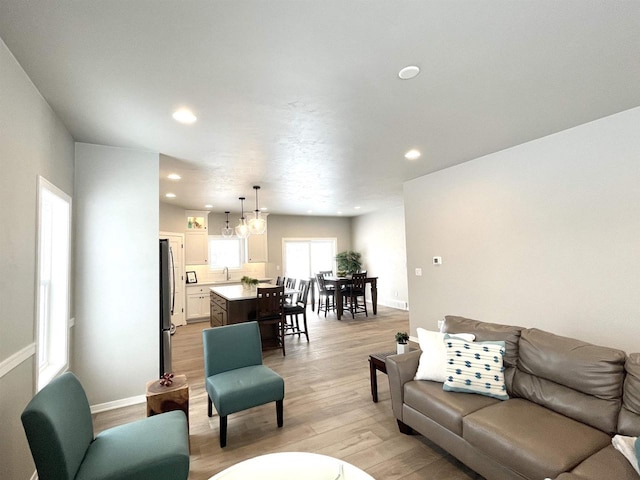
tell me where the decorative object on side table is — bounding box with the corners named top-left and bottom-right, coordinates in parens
top-left (335, 250), bottom-right (363, 275)
top-left (160, 372), bottom-right (174, 386)
top-left (395, 331), bottom-right (410, 354)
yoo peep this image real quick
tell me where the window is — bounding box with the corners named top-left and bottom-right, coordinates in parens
top-left (208, 236), bottom-right (243, 269)
top-left (36, 176), bottom-right (71, 391)
top-left (283, 238), bottom-right (337, 278)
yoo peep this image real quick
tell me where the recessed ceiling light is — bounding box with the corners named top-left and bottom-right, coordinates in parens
top-left (405, 149), bottom-right (421, 160)
top-left (204, 204), bottom-right (213, 208)
top-left (398, 65), bottom-right (420, 80)
top-left (167, 173), bottom-right (181, 180)
top-left (172, 108), bottom-right (197, 124)
top-left (337, 211), bottom-right (343, 215)
top-left (260, 207), bottom-right (268, 211)
top-left (354, 206), bottom-right (361, 210)
top-left (165, 193), bottom-right (176, 198)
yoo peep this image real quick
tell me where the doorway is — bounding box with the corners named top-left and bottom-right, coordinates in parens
top-left (160, 232), bottom-right (186, 327)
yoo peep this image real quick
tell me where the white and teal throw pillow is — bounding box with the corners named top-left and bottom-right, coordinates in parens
top-left (443, 335), bottom-right (508, 400)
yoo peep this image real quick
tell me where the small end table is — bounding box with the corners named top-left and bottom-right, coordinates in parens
top-left (369, 351), bottom-right (397, 403)
top-left (146, 374), bottom-right (189, 429)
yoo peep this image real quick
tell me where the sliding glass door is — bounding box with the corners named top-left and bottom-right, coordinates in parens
top-left (283, 238), bottom-right (337, 279)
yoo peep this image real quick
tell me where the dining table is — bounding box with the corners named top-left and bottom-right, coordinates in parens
top-left (323, 275), bottom-right (378, 320)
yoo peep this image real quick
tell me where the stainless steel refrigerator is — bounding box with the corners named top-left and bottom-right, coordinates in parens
top-left (159, 239), bottom-right (175, 378)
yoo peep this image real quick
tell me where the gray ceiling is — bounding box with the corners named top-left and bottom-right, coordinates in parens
top-left (1, 1), bottom-right (639, 216)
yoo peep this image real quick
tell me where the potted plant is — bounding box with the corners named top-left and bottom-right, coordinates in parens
top-left (395, 331), bottom-right (410, 354)
top-left (335, 250), bottom-right (363, 275)
top-left (241, 276), bottom-right (259, 291)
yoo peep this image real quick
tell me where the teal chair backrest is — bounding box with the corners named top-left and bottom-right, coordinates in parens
top-left (203, 321), bottom-right (263, 377)
top-left (21, 372), bottom-right (94, 480)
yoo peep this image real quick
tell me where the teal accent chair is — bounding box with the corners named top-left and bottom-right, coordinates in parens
top-left (203, 321), bottom-right (285, 447)
top-left (21, 372), bottom-right (189, 480)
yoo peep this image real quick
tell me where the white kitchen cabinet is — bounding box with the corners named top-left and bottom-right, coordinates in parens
top-left (246, 231), bottom-right (268, 263)
top-left (186, 285), bottom-right (210, 320)
top-left (185, 231), bottom-right (208, 265)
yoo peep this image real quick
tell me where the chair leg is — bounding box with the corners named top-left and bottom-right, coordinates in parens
top-left (276, 399), bottom-right (283, 427)
top-left (302, 311), bottom-right (309, 342)
top-left (220, 415), bottom-right (228, 448)
top-left (281, 320), bottom-right (286, 356)
top-left (208, 395), bottom-right (213, 417)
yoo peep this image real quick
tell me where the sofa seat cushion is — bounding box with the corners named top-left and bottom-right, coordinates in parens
top-left (554, 445), bottom-right (640, 480)
top-left (76, 410), bottom-right (190, 480)
top-left (404, 380), bottom-right (498, 436)
top-left (463, 398), bottom-right (610, 480)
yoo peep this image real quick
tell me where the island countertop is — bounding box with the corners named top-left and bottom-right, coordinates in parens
top-left (209, 283), bottom-right (274, 301)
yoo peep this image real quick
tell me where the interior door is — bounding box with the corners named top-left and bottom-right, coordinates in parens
top-left (160, 232), bottom-right (186, 327)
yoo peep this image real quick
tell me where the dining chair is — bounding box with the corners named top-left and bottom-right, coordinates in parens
top-left (285, 277), bottom-right (297, 289)
top-left (276, 276), bottom-right (284, 286)
top-left (256, 285), bottom-right (286, 355)
top-left (319, 270), bottom-right (333, 277)
top-left (284, 279), bottom-right (310, 342)
top-left (21, 372), bottom-right (189, 480)
top-left (203, 322), bottom-right (284, 448)
top-left (315, 273), bottom-right (335, 317)
top-left (344, 272), bottom-right (368, 318)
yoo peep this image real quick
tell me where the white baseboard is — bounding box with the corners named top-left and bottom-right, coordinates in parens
top-left (378, 298), bottom-right (409, 310)
top-left (90, 394), bottom-right (146, 414)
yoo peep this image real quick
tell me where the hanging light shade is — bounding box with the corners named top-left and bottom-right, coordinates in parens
top-left (235, 197), bottom-right (250, 239)
top-left (221, 211), bottom-right (234, 237)
top-left (248, 185), bottom-right (267, 235)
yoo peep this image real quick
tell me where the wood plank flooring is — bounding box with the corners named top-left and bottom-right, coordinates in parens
top-left (93, 305), bottom-right (481, 479)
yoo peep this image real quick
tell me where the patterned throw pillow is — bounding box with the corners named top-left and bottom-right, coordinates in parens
top-left (443, 335), bottom-right (508, 400)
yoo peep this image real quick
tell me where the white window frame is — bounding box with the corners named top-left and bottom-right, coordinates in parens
top-left (208, 235), bottom-right (245, 270)
top-left (36, 176), bottom-right (72, 391)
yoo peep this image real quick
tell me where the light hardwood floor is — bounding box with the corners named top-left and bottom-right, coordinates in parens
top-left (93, 305), bottom-right (481, 479)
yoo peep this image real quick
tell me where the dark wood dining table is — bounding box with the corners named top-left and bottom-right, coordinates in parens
top-left (323, 275), bottom-right (378, 320)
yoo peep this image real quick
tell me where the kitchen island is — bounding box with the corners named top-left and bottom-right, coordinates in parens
top-left (209, 283), bottom-right (278, 348)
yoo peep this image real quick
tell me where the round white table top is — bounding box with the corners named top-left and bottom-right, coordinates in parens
top-left (209, 452), bottom-right (375, 480)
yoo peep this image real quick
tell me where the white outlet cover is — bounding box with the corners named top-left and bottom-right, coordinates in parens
top-left (415, 268), bottom-right (422, 276)
top-left (433, 256), bottom-right (442, 265)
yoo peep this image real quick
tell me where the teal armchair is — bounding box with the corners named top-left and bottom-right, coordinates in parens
top-left (203, 321), bottom-right (285, 447)
top-left (21, 371), bottom-right (189, 480)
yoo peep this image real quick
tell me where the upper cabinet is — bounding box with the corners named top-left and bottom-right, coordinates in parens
top-left (185, 231), bottom-right (208, 265)
top-left (247, 230), bottom-right (268, 263)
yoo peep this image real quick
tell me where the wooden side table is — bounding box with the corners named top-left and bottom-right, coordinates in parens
top-left (146, 374), bottom-right (189, 429)
top-left (369, 352), bottom-right (396, 403)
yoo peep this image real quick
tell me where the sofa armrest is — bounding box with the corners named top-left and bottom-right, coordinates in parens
top-left (386, 350), bottom-right (421, 420)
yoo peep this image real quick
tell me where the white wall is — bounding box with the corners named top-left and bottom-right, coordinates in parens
top-left (74, 143), bottom-right (159, 406)
top-left (404, 107), bottom-right (640, 354)
top-left (0, 38), bottom-right (75, 479)
top-left (352, 206), bottom-right (408, 309)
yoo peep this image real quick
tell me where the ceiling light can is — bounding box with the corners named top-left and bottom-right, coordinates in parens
top-left (398, 65), bottom-right (420, 80)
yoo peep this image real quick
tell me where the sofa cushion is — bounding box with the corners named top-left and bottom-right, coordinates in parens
top-left (404, 380), bottom-right (498, 436)
top-left (513, 328), bottom-right (626, 434)
top-left (414, 329), bottom-right (475, 382)
top-left (443, 337), bottom-right (508, 400)
top-left (443, 315), bottom-right (523, 392)
top-left (620, 353), bottom-right (640, 437)
top-left (463, 398), bottom-right (611, 480)
top-left (554, 445), bottom-right (640, 480)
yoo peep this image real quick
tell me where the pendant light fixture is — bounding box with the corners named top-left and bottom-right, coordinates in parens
top-left (248, 185), bottom-right (267, 235)
top-left (221, 211), bottom-right (234, 237)
top-left (235, 197), bottom-right (250, 239)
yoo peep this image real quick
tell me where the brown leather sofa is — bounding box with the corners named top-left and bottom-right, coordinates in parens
top-left (386, 316), bottom-right (640, 480)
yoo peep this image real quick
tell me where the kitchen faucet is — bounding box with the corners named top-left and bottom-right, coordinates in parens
top-left (223, 266), bottom-right (230, 281)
